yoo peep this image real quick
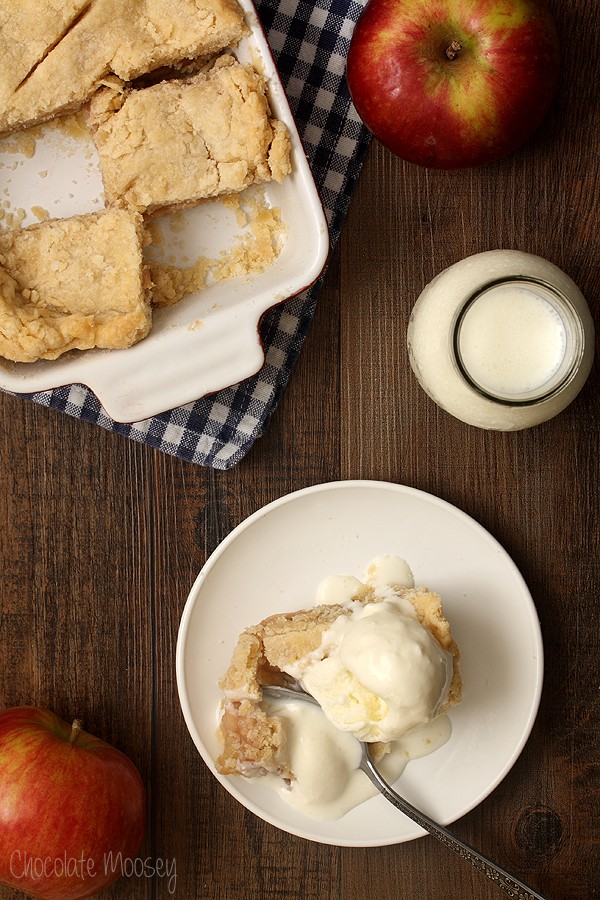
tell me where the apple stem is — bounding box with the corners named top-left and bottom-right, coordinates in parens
top-left (69, 719), bottom-right (83, 745)
top-left (446, 40), bottom-right (462, 61)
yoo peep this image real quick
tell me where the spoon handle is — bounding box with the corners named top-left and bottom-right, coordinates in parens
top-left (361, 751), bottom-right (546, 900)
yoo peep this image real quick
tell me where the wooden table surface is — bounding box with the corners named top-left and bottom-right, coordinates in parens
top-left (1, 1), bottom-right (598, 898)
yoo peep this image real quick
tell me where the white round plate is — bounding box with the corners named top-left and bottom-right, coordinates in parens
top-left (176, 480), bottom-right (543, 847)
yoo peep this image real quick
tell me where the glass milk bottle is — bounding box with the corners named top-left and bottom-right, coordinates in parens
top-left (407, 250), bottom-right (595, 430)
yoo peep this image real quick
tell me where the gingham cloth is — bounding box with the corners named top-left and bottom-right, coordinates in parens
top-left (22, 0), bottom-right (372, 469)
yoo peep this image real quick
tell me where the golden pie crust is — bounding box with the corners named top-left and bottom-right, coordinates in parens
top-left (0, 0), bottom-right (247, 136)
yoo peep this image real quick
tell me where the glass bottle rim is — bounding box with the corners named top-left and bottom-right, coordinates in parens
top-left (452, 275), bottom-right (586, 407)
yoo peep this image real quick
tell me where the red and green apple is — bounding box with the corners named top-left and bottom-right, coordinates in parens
top-left (0, 706), bottom-right (145, 899)
top-left (346, 0), bottom-right (560, 168)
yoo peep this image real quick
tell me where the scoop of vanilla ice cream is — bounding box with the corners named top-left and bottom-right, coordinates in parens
top-left (316, 554), bottom-right (415, 606)
top-left (291, 594), bottom-right (453, 742)
top-left (364, 554), bottom-right (415, 591)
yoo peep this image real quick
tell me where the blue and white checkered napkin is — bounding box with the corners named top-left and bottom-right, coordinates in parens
top-left (26, 0), bottom-right (371, 469)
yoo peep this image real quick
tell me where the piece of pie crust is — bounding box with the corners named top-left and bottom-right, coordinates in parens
top-left (0, 0), bottom-right (247, 136)
top-left (0, 209), bottom-right (152, 363)
top-left (216, 588), bottom-right (462, 779)
top-left (87, 55), bottom-right (292, 216)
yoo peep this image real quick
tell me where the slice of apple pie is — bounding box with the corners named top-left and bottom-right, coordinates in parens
top-left (87, 55), bottom-right (292, 216)
top-left (216, 587), bottom-right (461, 779)
top-left (0, 208), bottom-right (151, 363)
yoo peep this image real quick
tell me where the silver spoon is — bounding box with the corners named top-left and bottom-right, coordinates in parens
top-left (263, 685), bottom-right (546, 900)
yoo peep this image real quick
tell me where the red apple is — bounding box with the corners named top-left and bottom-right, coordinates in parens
top-left (0, 707), bottom-right (145, 899)
top-left (346, 0), bottom-right (560, 168)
